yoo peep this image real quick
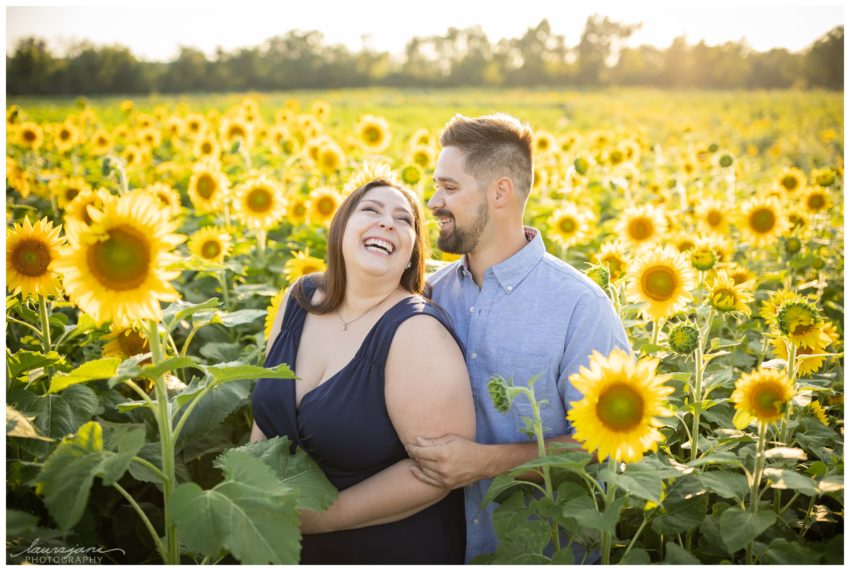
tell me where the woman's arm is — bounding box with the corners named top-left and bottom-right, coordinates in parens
top-left (299, 314), bottom-right (475, 533)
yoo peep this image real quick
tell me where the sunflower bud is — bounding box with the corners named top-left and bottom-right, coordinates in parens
top-left (488, 376), bottom-right (513, 414)
top-left (101, 157), bottom-right (112, 176)
top-left (718, 154), bottom-right (734, 168)
top-left (574, 157), bottom-right (589, 175)
top-left (777, 301), bottom-right (821, 343)
top-left (691, 247), bottom-right (717, 271)
top-left (708, 143), bottom-right (719, 153)
top-left (586, 265), bottom-right (610, 289)
top-left (783, 237), bottom-right (802, 255)
top-left (668, 323), bottom-right (699, 355)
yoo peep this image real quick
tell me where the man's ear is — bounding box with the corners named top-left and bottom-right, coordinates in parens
top-left (493, 177), bottom-right (514, 208)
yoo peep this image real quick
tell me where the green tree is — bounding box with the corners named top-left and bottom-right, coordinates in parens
top-left (804, 25), bottom-right (843, 89)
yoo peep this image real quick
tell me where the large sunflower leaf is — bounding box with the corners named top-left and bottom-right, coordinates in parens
top-left (9, 384), bottom-right (100, 457)
top-left (203, 361), bottom-right (296, 385)
top-left (601, 461), bottom-right (665, 504)
top-left (170, 450), bottom-right (300, 564)
top-left (718, 507), bottom-right (776, 554)
top-left (48, 357), bottom-right (120, 393)
top-left (6, 404), bottom-right (53, 441)
top-left (7, 349), bottom-right (67, 382)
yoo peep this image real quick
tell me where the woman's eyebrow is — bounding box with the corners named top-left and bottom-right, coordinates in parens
top-left (361, 198), bottom-right (413, 215)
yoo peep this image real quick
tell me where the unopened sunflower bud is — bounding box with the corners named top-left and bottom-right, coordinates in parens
top-left (718, 154), bottom-right (734, 168)
top-left (668, 323), bottom-right (699, 355)
top-left (691, 248), bottom-right (717, 271)
top-left (586, 265), bottom-right (610, 289)
top-left (574, 157), bottom-right (589, 176)
top-left (488, 376), bottom-right (513, 414)
top-left (783, 237), bottom-right (802, 255)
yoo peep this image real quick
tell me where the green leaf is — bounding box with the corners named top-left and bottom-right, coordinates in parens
top-left (698, 471), bottom-right (749, 500)
top-left (508, 450), bottom-right (592, 478)
top-left (49, 357), bottom-right (120, 393)
top-left (652, 494), bottom-right (709, 535)
top-left (688, 450), bottom-right (745, 469)
top-left (762, 468), bottom-right (819, 496)
top-left (491, 493), bottom-right (551, 561)
top-left (98, 428), bottom-right (145, 486)
top-left (195, 308), bottom-right (267, 328)
top-left (204, 362), bottom-right (296, 385)
top-left (232, 437), bottom-right (338, 511)
top-left (174, 380), bottom-right (251, 445)
top-left (163, 298), bottom-right (220, 332)
top-left (620, 547), bottom-right (650, 564)
top-left (170, 451), bottom-right (300, 564)
top-left (199, 342), bottom-right (243, 362)
top-left (562, 495), bottom-right (625, 535)
top-left (7, 350), bottom-right (66, 382)
top-left (6, 509), bottom-right (40, 536)
top-left (760, 538), bottom-right (821, 564)
top-left (764, 447), bottom-right (807, 461)
top-left (665, 542), bottom-right (701, 564)
top-left (481, 473), bottom-right (541, 507)
top-left (718, 507), bottom-right (777, 553)
top-left (817, 474), bottom-right (843, 494)
top-left (9, 385), bottom-right (99, 457)
top-left (550, 546), bottom-right (575, 564)
top-left (6, 405), bottom-right (53, 441)
top-left (601, 462), bottom-right (665, 503)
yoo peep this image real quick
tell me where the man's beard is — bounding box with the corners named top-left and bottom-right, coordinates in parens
top-left (437, 198), bottom-right (489, 254)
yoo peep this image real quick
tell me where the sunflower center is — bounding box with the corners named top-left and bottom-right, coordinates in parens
top-left (363, 126), bottom-right (381, 143)
top-left (87, 225), bottom-right (151, 291)
top-left (603, 255), bottom-right (625, 277)
top-left (559, 217), bottom-right (577, 234)
top-left (707, 210), bottom-right (722, 227)
top-left (752, 385), bottom-right (783, 416)
top-left (293, 202), bottom-right (307, 217)
top-left (228, 126), bottom-right (246, 140)
top-left (246, 187), bottom-right (273, 213)
top-left (749, 208), bottom-right (776, 233)
top-left (12, 239), bottom-right (51, 277)
top-left (23, 130), bottom-right (37, 143)
top-left (642, 266), bottom-right (678, 301)
top-left (628, 217), bottom-right (653, 241)
top-left (781, 175), bottom-right (798, 191)
top-left (65, 188), bottom-right (80, 202)
top-left (118, 329), bottom-right (148, 357)
top-left (201, 142), bottom-right (213, 154)
top-left (196, 174), bottom-right (215, 199)
top-left (807, 194), bottom-right (825, 210)
top-left (201, 240), bottom-right (222, 259)
top-left (596, 383), bottom-right (645, 432)
top-left (60, 129), bottom-right (71, 141)
top-left (317, 197), bottom-right (335, 216)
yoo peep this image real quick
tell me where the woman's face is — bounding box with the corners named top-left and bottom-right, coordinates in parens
top-left (341, 185), bottom-right (417, 282)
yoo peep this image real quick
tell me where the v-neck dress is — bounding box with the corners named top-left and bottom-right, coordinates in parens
top-left (251, 276), bottom-right (466, 564)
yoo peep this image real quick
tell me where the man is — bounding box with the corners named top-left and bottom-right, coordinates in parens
top-left (406, 113), bottom-right (630, 562)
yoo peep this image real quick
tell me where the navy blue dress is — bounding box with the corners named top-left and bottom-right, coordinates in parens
top-left (252, 276), bottom-right (466, 564)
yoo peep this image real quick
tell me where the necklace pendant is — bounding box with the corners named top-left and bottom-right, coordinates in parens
top-left (342, 323), bottom-right (348, 331)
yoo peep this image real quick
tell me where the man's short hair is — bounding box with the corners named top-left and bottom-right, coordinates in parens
top-left (440, 113), bottom-right (534, 198)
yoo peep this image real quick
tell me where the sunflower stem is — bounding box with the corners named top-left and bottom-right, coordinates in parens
top-left (690, 340), bottom-right (705, 462)
top-left (7, 316), bottom-right (45, 338)
top-left (749, 422), bottom-right (768, 514)
top-left (650, 319), bottom-right (663, 347)
top-left (145, 319), bottom-right (179, 565)
top-left (180, 325), bottom-right (202, 359)
top-left (37, 295), bottom-right (52, 354)
top-left (257, 229), bottom-right (267, 265)
top-left (112, 481), bottom-right (168, 563)
top-left (219, 269), bottom-right (231, 311)
top-left (619, 508), bottom-right (653, 564)
top-left (798, 494), bottom-right (817, 539)
top-left (600, 458), bottom-right (618, 565)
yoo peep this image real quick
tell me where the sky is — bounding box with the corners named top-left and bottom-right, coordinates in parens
top-left (5, 1), bottom-right (845, 62)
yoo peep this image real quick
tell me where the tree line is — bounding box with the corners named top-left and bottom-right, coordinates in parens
top-left (6, 17), bottom-right (844, 95)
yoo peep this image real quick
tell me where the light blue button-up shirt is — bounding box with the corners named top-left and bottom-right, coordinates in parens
top-left (426, 227), bottom-right (630, 563)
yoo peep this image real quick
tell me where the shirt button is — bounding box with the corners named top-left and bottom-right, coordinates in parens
top-left (471, 352), bottom-right (478, 360)
top-left (469, 306), bottom-right (475, 313)
top-left (507, 285), bottom-right (513, 292)
top-left (473, 518), bottom-right (480, 525)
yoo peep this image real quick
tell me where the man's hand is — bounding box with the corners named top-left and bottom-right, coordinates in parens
top-left (405, 434), bottom-right (487, 489)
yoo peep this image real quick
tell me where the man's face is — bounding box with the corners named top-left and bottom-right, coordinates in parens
top-left (428, 146), bottom-right (489, 254)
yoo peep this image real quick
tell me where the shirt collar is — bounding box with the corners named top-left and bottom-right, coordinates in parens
top-left (456, 227), bottom-right (544, 293)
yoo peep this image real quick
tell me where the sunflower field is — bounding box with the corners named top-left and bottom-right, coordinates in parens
top-left (5, 89), bottom-right (844, 564)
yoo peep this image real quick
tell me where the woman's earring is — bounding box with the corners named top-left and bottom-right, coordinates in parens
top-left (405, 262), bottom-right (412, 269)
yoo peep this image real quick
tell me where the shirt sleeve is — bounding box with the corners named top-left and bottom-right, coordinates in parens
top-left (557, 291), bottom-right (632, 417)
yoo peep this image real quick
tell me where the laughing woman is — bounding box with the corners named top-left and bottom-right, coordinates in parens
top-left (251, 179), bottom-right (474, 564)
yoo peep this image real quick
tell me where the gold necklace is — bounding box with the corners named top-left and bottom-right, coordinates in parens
top-left (337, 290), bottom-right (398, 331)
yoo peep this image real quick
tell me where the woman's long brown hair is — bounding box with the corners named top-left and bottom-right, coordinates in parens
top-left (292, 178), bottom-right (428, 314)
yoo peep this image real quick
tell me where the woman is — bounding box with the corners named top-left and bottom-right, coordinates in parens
top-left (251, 178), bottom-right (475, 564)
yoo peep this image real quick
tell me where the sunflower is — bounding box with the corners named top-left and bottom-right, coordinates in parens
top-left (668, 322), bottom-right (700, 355)
top-left (533, 131), bottom-right (556, 156)
top-left (617, 205), bottom-right (667, 250)
top-left (311, 100), bottom-right (331, 122)
top-left (142, 183), bottom-right (182, 219)
top-left (776, 167), bottom-right (806, 194)
top-left (284, 250), bottom-right (326, 284)
top-left (193, 133), bottom-right (221, 160)
top-left (187, 227), bottom-right (231, 264)
top-left (594, 240), bottom-right (629, 282)
top-left (137, 127), bottom-right (162, 150)
top-left (286, 193), bottom-right (310, 226)
top-left (270, 124), bottom-right (296, 154)
top-left (16, 122), bottom-right (43, 150)
top-left (233, 175), bottom-right (286, 230)
top-left (547, 203), bottom-right (593, 248)
top-left (164, 116), bottom-right (185, 139)
top-left (188, 161), bottom-right (228, 213)
top-left (776, 299), bottom-right (822, 347)
top-left (102, 324), bottom-right (150, 361)
top-left (120, 100), bottom-right (134, 114)
top-left (809, 401), bottom-right (829, 426)
top-left (357, 115), bottom-right (391, 152)
top-left (705, 271), bottom-right (753, 316)
top-left (65, 187), bottom-right (112, 228)
top-left (51, 176), bottom-right (92, 209)
top-left (6, 217), bottom-right (66, 299)
top-left (695, 198), bottom-right (730, 235)
top-left (720, 262), bottom-right (755, 287)
top-left (410, 145), bottom-right (435, 169)
top-left (122, 144), bottom-right (148, 169)
top-left (310, 187), bottom-right (342, 226)
top-left (689, 236), bottom-right (720, 272)
top-left (628, 246), bottom-right (696, 320)
top-left (759, 289), bottom-right (805, 322)
top-left (738, 196), bottom-right (785, 247)
top-left (52, 189), bottom-right (184, 327)
top-left (317, 140), bottom-right (345, 174)
top-left (567, 348), bottom-right (673, 463)
top-left (185, 113), bottom-right (206, 138)
top-left (770, 323), bottom-right (837, 376)
top-left (265, 287), bottom-right (287, 340)
top-left (810, 167), bottom-right (836, 188)
top-left (54, 122), bottom-right (79, 153)
top-left (800, 187), bottom-right (832, 215)
top-left (400, 164), bottom-right (423, 186)
top-left (731, 367), bottom-right (796, 429)
top-left (90, 129), bottom-right (113, 155)
top-left (220, 116), bottom-right (252, 148)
